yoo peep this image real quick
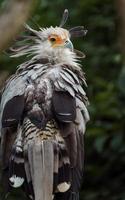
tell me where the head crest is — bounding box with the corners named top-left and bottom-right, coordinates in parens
top-left (59, 9), bottom-right (87, 38)
top-left (7, 9), bottom-right (87, 58)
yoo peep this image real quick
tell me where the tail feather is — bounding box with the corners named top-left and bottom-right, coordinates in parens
top-left (54, 191), bottom-right (79, 200)
top-left (42, 140), bottom-right (54, 200)
top-left (26, 138), bottom-right (54, 200)
top-left (53, 142), bottom-right (59, 192)
top-left (7, 119), bottom-right (81, 200)
top-left (53, 139), bottom-right (71, 194)
top-left (8, 126), bottom-right (25, 188)
top-left (24, 142), bottom-right (34, 199)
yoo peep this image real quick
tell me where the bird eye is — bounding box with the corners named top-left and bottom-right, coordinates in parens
top-left (50, 38), bottom-right (56, 42)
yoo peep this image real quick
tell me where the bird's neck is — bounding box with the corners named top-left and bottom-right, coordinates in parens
top-left (33, 47), bottom-right (80, 68)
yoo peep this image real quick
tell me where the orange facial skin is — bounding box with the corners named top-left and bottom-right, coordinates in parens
top-left (48, 33), bottom-right (68, 48)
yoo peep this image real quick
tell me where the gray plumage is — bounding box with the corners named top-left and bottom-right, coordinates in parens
top-left (0, 10), bottom-right (89, 200)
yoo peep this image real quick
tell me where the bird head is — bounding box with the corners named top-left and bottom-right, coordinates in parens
top-left (34, 26), bottom-right (73, 51)
top-left (47, 28), bottom-right (73, 50)
top-left (10, 9), bottom-right (87, 65)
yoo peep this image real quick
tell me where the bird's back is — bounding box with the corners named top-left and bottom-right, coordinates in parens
top-left (0, 58), bottom-right (89, 200)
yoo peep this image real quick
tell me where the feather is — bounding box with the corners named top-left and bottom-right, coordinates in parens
top-left (25, 24), bottom-right (40, 38)
top-left (59, 9), bottom-right (69, 28)
top-left (60, 71), bottom-right (78, 93)
top-left (53, 140), bottom-right (71, 193)
top-left (54, 190), bottom-right (79, 200)
top-left (60, 71), bottom-right (76, 84)
top-left (42, 140), bottom-right (54, 200)
top-left (27, 104), bottom-right (46, 129)
top-left (52, 91), bottom-right (76, 123)
top-left (69, 26), bottom-right (88, 38)
top-left (77, 85), bottom-right (86, 96)
top-left (59, 123), bottom-right (77, 166)
top-left (9, 176), bottom-right (24, 188)
top-left (73, 49), bottom-right (86, 59)
top-left (53, 142), bottom-right (59, 191)
top-left (69, 26), bottom-right (85, 32)
top-left (2, 95), bottom-right (24, 127)
top-left (55, 106), bottom-right (85, 200)
top-left (56, 80), bottom-right (75, 97)
top-left (63, 68), bottom-right (80, 84)
top-left (76, 98), bottom-right (90, 122)
top-left (0, 75), bottom-right (26, 130)
top-left (26, 139), bottom-right (54, 200)
top-left (8, 127), bottom-right (25, 188)
top-left (0, 127), bottom-right (17, 197)
top-left (57, 182), bottom-right (71, 193)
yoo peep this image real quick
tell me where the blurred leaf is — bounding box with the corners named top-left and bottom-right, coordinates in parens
top-left (118, 65), bottom-right (125, 96)
top-left (94, 135), bottom-right (108, 153)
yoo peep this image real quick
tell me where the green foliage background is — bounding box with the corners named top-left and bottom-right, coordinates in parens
top-left (0, 0), bottom-right (125, 199)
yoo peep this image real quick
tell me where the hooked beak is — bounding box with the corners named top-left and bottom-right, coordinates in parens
top-left (64, 40), bottom-right (74, 51)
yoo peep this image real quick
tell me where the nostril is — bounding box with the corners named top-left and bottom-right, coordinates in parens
top-left (65, 40), bottom-right (69, 44)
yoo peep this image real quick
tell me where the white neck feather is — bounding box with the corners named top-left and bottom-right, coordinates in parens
top-left (32, 40), bottom-right (80, 68)
top-left (11, 36), bottom-right (80, 68)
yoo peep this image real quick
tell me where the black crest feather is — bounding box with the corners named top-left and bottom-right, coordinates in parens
top-left (69, 26), bottom-right (88, 38)
top-left (59, 9), bottom-right (69, 28)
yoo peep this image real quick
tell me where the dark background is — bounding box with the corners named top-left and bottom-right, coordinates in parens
top-left (0, 0), bottom-right (125, 199)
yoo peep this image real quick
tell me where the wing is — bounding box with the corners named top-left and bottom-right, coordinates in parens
top-left (52, 89), bottom-right (89, 200)
top-left (0, 75), bottom-right (26, 130)
top-left (0, 73), bottom-right (26, 195)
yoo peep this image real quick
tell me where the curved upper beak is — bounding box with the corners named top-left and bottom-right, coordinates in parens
top-left (64, 40), bottom-right (74, 51)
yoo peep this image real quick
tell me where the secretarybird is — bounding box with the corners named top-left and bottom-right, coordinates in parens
top-left (0, 9), bottom-right (89, 200)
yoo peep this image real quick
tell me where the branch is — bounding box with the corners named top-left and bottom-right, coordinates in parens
top-left (0, 0), bottom-right (34, 52)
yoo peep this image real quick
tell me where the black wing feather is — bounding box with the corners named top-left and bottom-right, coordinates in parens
top-left (2, 95), bottom-right (24, 128)
top-left (53, 90), bottom-right (85, 200)
top-left (52, 91), bottom-right (76, 123)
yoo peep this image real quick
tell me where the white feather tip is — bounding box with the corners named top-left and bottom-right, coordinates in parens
top-left (57, 182), bottom-right (71, 192)
top-left (9, 175), bottom-right (24, 188)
